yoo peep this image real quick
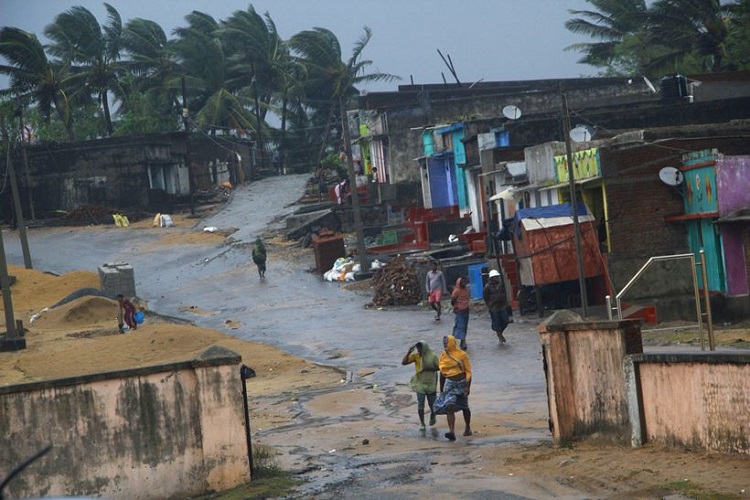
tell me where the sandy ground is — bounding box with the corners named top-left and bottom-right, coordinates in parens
top-left (1, 222), bottom-right (749, 499)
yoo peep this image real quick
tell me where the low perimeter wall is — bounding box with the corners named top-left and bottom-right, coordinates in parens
top-left (539, 311), bottom-right (750, 455)
top-left (0, 346), bottom-right (249, 499)
top-left (626, 352), bottom-right (750, 455)
top-left (538, 311), bottom-right (643, 443)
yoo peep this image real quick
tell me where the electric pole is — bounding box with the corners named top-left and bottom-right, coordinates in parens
top-left (182, 76), bottom-right (195, 215)
top-left (560, 84), bottom-right (589, 317)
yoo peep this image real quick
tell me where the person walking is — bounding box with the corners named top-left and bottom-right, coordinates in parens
top-left (425, 260), bottom-right (447, 321)
top-left (451, 276), bottom-right (470, 350)
top-left (401, 340), bottom-right (439, 432)
top-left (483, 269), bottom-right (510, 343)
top-left (252, 237), bottom-right (267, 280)
top-left (435, 335), bottom-right (472, 441)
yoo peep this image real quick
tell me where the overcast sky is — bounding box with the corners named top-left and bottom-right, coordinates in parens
top-left (1, 0), bottom-right (598, 93)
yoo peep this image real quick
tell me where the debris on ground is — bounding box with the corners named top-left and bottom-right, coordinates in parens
top-left (370, 255), bottom-right (421, 306)
top-left (324, 257), bottom-right (359, 282)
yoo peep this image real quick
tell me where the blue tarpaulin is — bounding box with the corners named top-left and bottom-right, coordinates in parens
top-left (513, 202), bottom-right (589, 237)
top-left (515, 201), bottom-right (588, 221)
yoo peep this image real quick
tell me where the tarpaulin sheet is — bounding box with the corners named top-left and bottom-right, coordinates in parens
top-left (513, 201), bottom-right (589, 238)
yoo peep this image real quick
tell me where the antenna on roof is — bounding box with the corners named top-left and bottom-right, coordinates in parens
top-left (437, 49), bottom-right (461, 85)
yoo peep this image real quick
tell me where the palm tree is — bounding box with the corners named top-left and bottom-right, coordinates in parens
top-left (172, 11), bottom-right (253, 135)
top-left (118, 17), bottom-right (180, 134)
top-left (646, 0), bottom-right (734, 73)
top-left (566, 0), bottom-right (737, 75)
top-left (564, 0), bottom-right (649, 74)
top-left (289, 26), bottom-right (398, 268)
top-left (121, 18), bottom-right (179, 105)
top-left (219, 6), bottom-right (305, 170)
top-left (289, 27), bottom-right (397, 162)
top-left (725, 0), bottom-right (750, 69)
top-left (0, 27), bottom-right (74, 140)
top-left (44, 3), bottom-right (124, 137)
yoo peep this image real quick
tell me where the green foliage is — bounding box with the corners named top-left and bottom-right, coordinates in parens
top-left (114, 90), bottom-right (179, 136)
top-left (566, 0), bottom-right (750, 76)
top-left (726, 0), bottom-right (750, 70)
top-left (0, 3), bottom-right (395, 170)
top-left (27, 103), bottom-right (103, 142)
top-left (660, 479), bottom-right (737, 500)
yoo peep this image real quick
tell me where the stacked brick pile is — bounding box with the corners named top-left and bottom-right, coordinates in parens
top-left (98, 262), bottom-right (136, 298)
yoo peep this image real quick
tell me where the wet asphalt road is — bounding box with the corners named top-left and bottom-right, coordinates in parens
top-left (4, 175), bottom-right (554, 498)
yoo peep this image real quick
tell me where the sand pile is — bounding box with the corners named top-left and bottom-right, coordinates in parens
top-left (0, 266), bottom-right (100, 325)
top-left (0, 262), bottom-right (341, 405)
top-left (32, 296), bottom-right (119, 330)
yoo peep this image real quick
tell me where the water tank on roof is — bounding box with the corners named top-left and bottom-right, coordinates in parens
top-left (660, 74), bottom-right (689, 102)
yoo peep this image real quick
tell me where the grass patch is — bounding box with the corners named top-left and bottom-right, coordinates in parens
top-left (659, 479), bottom-right (738, 500)
top-left (641, 323), bottom-right (750, 348)
top-left (194, 444), bottom-right (302, 499)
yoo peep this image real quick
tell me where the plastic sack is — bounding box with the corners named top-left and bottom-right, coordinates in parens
top-left (134, 310), bottom-right (145, 325)
top-left (160, 214), bottom-right (174, 227)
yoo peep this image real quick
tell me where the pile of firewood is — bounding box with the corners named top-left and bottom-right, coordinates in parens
top-left (371, 255), bottom-right (422, 306)
top-left (64, 205), bottom-right (118, 222)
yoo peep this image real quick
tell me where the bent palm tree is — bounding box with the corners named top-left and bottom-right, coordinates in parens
top-left (0, 27), bottom-right (74, 140)
top-left (646, 0), bottom-right (733, 73)
top-left (45, 3), bottom-right (124, 137)
top-left (173, 11), bottom-right (253, 135)
top-left (220, 6), bottom-right (305, 169)
top-left (564, 0), bottom-right (649, 73)
top-left (289, 26), bottom-right (398, 267)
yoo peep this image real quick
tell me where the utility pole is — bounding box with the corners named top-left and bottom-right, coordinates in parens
top-left (7, 107), bottom-right (32, 270)
top-left (251, 63), bottom-right (265, 173)
top-left (560, 84), bottom-right (588, 317)
top-left (17, 99), bottom-right (35, 221)
top-left (339, 95), bottom-right (368, 273)
top-left (182, 76), bottom-right (195, 215)
top-left (0, 144), bottom-right (22, 351)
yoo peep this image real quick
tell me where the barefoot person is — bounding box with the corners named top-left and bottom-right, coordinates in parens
top-left (425, 260), bottom-right (447, 321)
top-left (401, 340), bottom-right (439, 431)
top-left (252, 237), bottom-right (267, 280)
top-left (483, 269), bottom-right (510, 343)
top-left (436, 335), bottom-right (472, 441)
top-left (451, 276), bottom-right (470, 350)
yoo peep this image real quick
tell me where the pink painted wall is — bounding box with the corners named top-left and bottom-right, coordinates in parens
top-left (638, 362), bottom-right (750, 455)
top-left (716, 156), bottom-right (750, 296)
top-left (0, 347), bottom-right (249, 499)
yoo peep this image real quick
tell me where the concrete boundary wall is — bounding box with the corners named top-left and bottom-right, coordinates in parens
top-left (538, 313), bottom-right (643, 443)
top-left (0, 346), bottom-right (249, 499)
top-left (626, 352), bottom-right (750, 455)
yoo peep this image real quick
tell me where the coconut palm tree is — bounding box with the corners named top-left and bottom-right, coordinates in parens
top-left (564, 0), bottom-right (650, 74)
top-left (725, 0), bottom-right (750, 69)
top-left (289, 26), bottom-right (398, 267)
top-left (118, 17), bottom-right (180, 134)
top-left (289, 27), bottom-right (397, 162)
top-left (646, 0), bottom-right (734, 73)
top-left (172, 11), bottom-right (253, 135)
top-left (0, 27), bottom-right (74, 140)
top-left (44, 3), bottom-right (124, 137)
top-left (566, 0), bottom-right (738, 75)
top-left (219, 6), bottom-right (306, 170)
top-left (121, 18), bottom-right (178, 103)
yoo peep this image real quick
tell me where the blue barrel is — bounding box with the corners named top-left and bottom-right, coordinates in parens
top-left (468, 263), bottom-right (487, 300)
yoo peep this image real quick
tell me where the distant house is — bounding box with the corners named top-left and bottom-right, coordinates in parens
top-left (3, 133), bottom-right (254, 219)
